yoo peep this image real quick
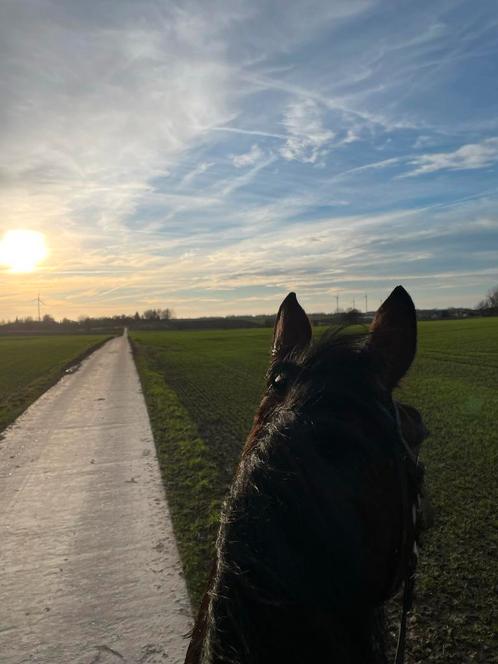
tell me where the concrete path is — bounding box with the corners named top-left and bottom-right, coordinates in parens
top-left (0, 333), bottom-right (192, 663)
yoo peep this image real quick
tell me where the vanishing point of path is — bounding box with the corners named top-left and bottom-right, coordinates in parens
top-left (0, 333), bottom-right (192, 663)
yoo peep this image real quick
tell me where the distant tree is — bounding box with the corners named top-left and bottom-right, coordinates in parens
top-left (159, 308), bottom-right (174, 320)
top-left (133, 312), bottom-right (141, 321)
top-left (477, 285), bottom-right (498, 309)
top-left (78, 315), bottom-right (92, 330)
top-left (338, 308), bottom-right (363, 325)
top-left (42, 313), bottom-right (56, 324)
top-left (143, 309), bottom-right (160, 321)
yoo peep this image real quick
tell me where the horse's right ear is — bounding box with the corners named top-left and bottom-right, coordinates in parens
top-left (272, 292), bottom-right (312, 359)
top-left (369, 285), bottom-right (417, 390)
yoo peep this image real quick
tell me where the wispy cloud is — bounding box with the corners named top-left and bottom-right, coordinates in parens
top-left (331, 157), bottom-right (404, 180)
top-left (280, 99), bottom-right (335, 164)
top-left (232, 144), bottom-right (264, 168)
top-left (180, 161), bottom-right (215, 185)
top-left (405, 137), bottom-right (498, 176)
top-left (0, 1), bottom-right (233, 230)
top-left (210, 126), bottom-right (286, 139)
top-left (342, 129), bottom-right (361, 144)
top-left (219, 155), bottom-right (277, 196)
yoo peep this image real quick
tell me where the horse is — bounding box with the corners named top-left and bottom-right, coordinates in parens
top-left (185, 286), bottom-right (428, 664)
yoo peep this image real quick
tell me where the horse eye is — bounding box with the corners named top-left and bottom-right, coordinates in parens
top-left (271, 373), bottom-right (287, 392)
top-left (268, 361), bottom-right (298, 394)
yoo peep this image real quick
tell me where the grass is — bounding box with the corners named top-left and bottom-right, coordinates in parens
top-left (0, 334), bottom-right (112, 433)
top-left (131, 318), bottom-right (498, 662)
top-left (131, 329), bottom-right (270, 599)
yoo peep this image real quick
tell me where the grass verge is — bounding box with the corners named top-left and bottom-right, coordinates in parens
top-left (132, 342), bottom-right (222, 605)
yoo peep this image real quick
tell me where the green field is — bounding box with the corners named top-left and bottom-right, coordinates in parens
top-left (131, 318), bottom-right (498, 663)
top-left (0, 334), bottom-right (112, 432)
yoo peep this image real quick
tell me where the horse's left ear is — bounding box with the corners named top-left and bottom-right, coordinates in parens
top-left (272, 292), bottom-right (312, 358)
top-left (369, 285), bottom-right (417, 390)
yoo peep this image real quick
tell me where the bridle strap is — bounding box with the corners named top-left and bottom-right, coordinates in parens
top-left (394, 555), bottom-right (416, 664)
top-left (391, 401), bottom-right (421, 664)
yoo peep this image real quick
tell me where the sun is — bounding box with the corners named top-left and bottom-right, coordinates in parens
top-left (0, 230), bottom-right (48, 273)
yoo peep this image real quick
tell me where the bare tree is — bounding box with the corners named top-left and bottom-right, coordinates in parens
top-left (477, 285), bottom-right (498, 309)
top-left (143, 309), bottom-right (160, 321)
top-left (160, 308), bottom-right (174, 320)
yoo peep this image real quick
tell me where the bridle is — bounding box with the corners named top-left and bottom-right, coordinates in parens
top-left (390, 400), bottom-right (425, 664)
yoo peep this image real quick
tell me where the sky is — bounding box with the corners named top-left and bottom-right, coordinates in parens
top-left (1, 0), bottom-right (498, 319)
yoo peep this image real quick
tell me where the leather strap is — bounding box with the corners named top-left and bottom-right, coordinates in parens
top-left (394, 552), bottom-right (417, 664)
top-left (391, 401), bottom-right (422, 664)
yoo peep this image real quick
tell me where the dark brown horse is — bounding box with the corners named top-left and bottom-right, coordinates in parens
top-left (186, 286), bottom-right (428, 664)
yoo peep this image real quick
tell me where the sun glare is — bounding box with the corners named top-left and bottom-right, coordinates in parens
top-left (0, 229), bottom-right (48, 273)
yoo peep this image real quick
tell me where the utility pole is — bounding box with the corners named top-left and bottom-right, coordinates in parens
top-left (33, 293), bottom-right (45, 321)
top-left (336, 295), bottom-right (339, 313)
top-left (353, 297), bottom-right (356, 310)
top-left (365, 293), bottom-right (368, 313)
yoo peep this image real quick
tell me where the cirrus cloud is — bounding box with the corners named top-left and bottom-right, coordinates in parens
top-left (405, 137), bottom-right (498, 176)
top-left (280, 99), bottom-right (335, 164)
top-left (232, 144), bottom-right (264, 168)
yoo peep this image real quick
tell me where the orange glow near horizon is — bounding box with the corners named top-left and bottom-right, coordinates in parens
top-left (0, 229), bottom-right (48, 273)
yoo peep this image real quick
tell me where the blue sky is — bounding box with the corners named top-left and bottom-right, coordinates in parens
top-left (1, 0), bottom-right (498, 318)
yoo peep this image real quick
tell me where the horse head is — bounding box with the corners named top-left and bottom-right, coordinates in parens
top-left (187, 286), bottom-right (428, 664)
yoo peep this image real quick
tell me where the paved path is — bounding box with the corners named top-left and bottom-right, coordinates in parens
top-left (0, 334), bottom-right (191, 663)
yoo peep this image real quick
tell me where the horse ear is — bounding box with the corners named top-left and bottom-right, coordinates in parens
top-left (369, 285), bottom-right (417, 390)
top-left (272, 292), bottom-right (312, 358)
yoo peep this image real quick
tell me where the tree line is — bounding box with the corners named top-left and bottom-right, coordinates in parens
top-left (1, 286), bottom-right (497, 334)
top-left (0, 308), bottom-right (175, 332)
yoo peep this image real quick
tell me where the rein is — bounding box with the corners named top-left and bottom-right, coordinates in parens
top-left (391, 401), bottom-right (424, 664)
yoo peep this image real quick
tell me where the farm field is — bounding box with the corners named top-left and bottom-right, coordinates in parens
top-left (131, 318), bottom-right (498, 663)
top-left (0, 334), bottom-right (112, 432)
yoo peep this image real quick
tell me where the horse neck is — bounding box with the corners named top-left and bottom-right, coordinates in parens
top-left (189, 559), bottom-right (387, 664)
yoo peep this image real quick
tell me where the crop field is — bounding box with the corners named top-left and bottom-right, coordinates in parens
top-left (132, 318), bottom-right (498, 663)
top-left (0, 334), bottom-right (111, 432)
